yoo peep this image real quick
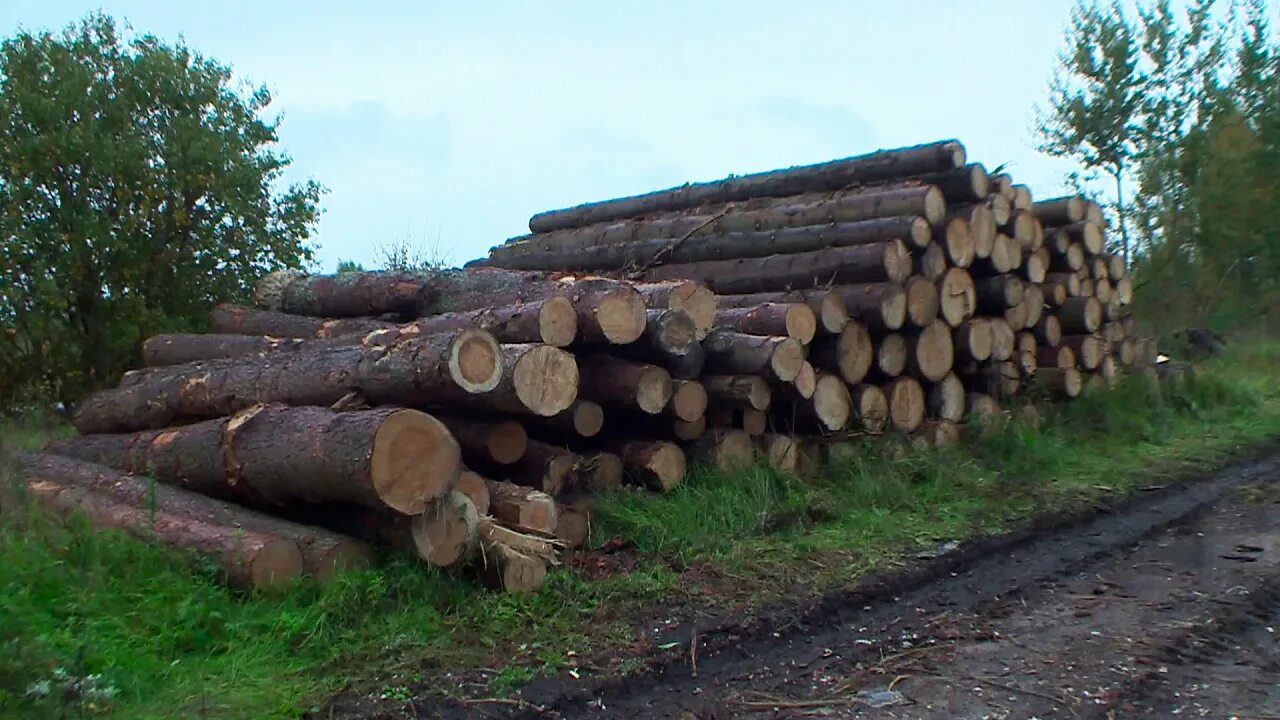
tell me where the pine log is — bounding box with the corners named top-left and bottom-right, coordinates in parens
top-left (988, 193), bottom-right (1012, 225)
top-left (702, 329), bottom-right (805, 382)
top-left (716, 290), bottom-right (847, 336)
top-left (1061, 335), bottom-right (1104, 369)
top-left (578, 355), bottom-right (673, 414)
top-left (576, 452), bottom-right (625, 491)
top-left (951, 204), bottom-right (996, 259)
top-left (254, 270), bottom-right (428, 318)
top-left (674, 415), bottom-right (707, 441)
top-left (1049, 243), bottom-right (1086, 272)
top-left (553, 504), bottom-right (591, 550)
top-left (1016, 332), bottom-right (1038, 360)
top-left (703, 375), bottom-right (772, 411)
top-left (809, 372), bottom-right (853, 431)
top-left (1036, 367), bottom-right (1084, 398)
top-left (884, 377), bottom-right (926, 433)
top-left (1003, 297), bottom-right (1030, 331)
top-left (541, 401), bottom-right (605, 439)
top-left (989, 318), bottom-right (1016, 361)
top-left (757, 434), bottom-right (799, 473)
top-left (633, 281), bottom-right (717, 340)
top-left (953, 317), bottom-right (994, 363)
top-left (686, 429), bottom-right (755, 471)
top-left (907, 320), bottom-right (956, 382)
top-left (1034, 314), bottom-right (1063, 347)
top-left (1022, 284), bottom-right (1045, 329)
top-left (1013, 185), bottom-right (1033, 210)
top-left (14, 452), bottom-right (370, 582)
top-left (445, 343), bottom-right (579, 418)
top-left (916, 420), bottom-right (962, 449)
top-left (473, 532), bottom-right (549, 594)
top-left (1107, 254), bottom-right (1126, 280)
top-left (975, 275), bottom-right (1024, 313)
top-left (1021, 248), bottom-right (1049, 284)
top-left (912, 163), bottom-right (989, 202)
top-left (438, 416), bottom-right (528, 466)
top-left (485, 480), bottom-right (559, 533)
top-left (1059, 221), bottom-right (1105, 256)
top-left (850, 384), bottom-right (890, 433)
top-left (787, 361), bottom-right (817, 400)
top-left (639, 240), bottom-right (912, 292)
top-left (714, 303), bottom-right (817, 344)
top-left (22, 475), bottom-right (304, 588)
top-left (937, 267), bottom-right (977, 328)
top-left (989, 173), bottom-right (1014, 199)
top-left (1089, 256), bottom-right (1109, 280)
top-left (75, 330), bottom-right (502, 435)
top-left (210, 303), bottom-right (394, 339)
top-left (1045, 272), bottom-right (1082, 299)
top-left (611, 440), bottom-right (686, 491)
top-left (456, 470), bottom-right (492, 516)
top-left (875, 333), bottom-right (908, 378)
top-left (670, 380), bottom-right (708, 423)
top-left (967, 392), bottom-right (1002, 424)
top-left (1079, 277), bottom-right (1096, 297)
top-left (410, 297), bottom-right (579, 347)
top-left (1114, 277), bottom-right (1133, 305)
top-left (927, 373), bottom-right (966, 422)
top-left (968, 233), bottom-right (1021, 276)
top-left (642, 309), bottom-right (698, 356)
top-left (1095, 278), bottom-right (1113, 304)
top-left (936, 217), bottom-right (976, 268)
top-left (51, 405), bottom-right (460, 515)
top-left (913, 242), bottom-right (948, 282)
top-left (810, 321), bottom-right (874, 384)
top-left (1037, 344), bottom-right (1076, 370)
top-left (142, 334), bottom-right (314, 367)
top-left (832, 283), bottom-right (908, 332)
top-left (1002, 210), bottom-right (1037, 252)
top-left (1033, 196), bottom-right (1086, 225)
top-left (495, 440), bottom-right (579, 497)
top-left (1059, 297), bottom-right (1103, 334)
top-left (904, 275), bottom-right (941, 328)
top-left (525, 140), bottom-right (964, 232)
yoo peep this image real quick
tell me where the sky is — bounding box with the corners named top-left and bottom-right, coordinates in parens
top-left (2, 1), bottom-right (1084, 271)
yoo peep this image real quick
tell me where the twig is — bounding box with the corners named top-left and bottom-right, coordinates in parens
top-left (690, 626), bottom-right (699, 678)
top-left (631, 209), bottom-right (730, 275)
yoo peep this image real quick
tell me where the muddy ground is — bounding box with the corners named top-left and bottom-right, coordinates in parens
top-left (343, 449), bottom-right (1280, 720)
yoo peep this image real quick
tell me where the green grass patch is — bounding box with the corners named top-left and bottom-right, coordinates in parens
top-left (3, 343), bottom-right (1279, 719)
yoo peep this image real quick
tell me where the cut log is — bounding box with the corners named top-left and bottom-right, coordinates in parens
top-left (990, 173), bottom-right (1014, 199)
top-left (13, 452), bottom-right (369, 583)
top-left (1043, 279), bottom-right (1069, 308)
top-left (452, 343), bottom-right (578, 418)
top-left (456, 470), bottom-right (492, 516)
top-left (937, 268), bottom-right (977, 328)
top-left (1022, 284), bottom-right (1045, 329)
top-left (1049, 243), bottom-right (1086, 272)
top-left (953, 317), bottom-right (994, 363)
top-left (1080, 277), bottom-right (1096, 297)
top-left (553, 505), bottom-right (590, 550)
top-left (936, 217), bottom-right (976, 268)
top-left (438, 416), bottom-right (528, 466)
top-left (927, 373), bottom-right (966, 422)
top-left (1017, 332), bottom-right (1038, 360)
top-left (1061, 335), bottom-right (1104, 370)
top-left (875, 333), bottom-right (908, 378)
top-left (907, 321), bottom-right (956, 382)
top-left (703, 375), bottom-right (771, 411)
top-left (1002, 210), bottom-right (1037, 252)
top-left (640, 241), bottom-right (912, 292)
top-left (1012, 185), bottom-right (1033, 210)
top-left (525, 141), bottom-right (964, 232)
top-left (757, 434), bottom-right (799, 473)
top-left (1003, 298), bottom-right (1030, 331)
top-left (989, 318), bottom-right (1016, 361)
top-left (633, 281), bottom-right (717, 340)
top-left (142, 334), bottom-right (312, 368)
top-left (904, 275), bottom-right (941, 328)
top-left (1034, 314), bottom-right (1063, 347)
top-left (810, 321), bottom-right (874, 384)
top-left (612, 441), bottom-right (685, 491)
top-left (1045, 272), bottom-right (1082, 299)
top-left (498, 440), bottom-right (579, 496)
top-left (1114, 277), bottom-right (1133, 305)
top-left (717, 290), bottom-right (847, 336)
top-left (686, 429), bottom-right (755, 471)
top-left (1021, 248), bottom-right (1049, 284)
top-left (473, 533), bottom-right (548, 594)
top-left (714, 303), bottom-right (817, 344)
top-left (674, 415), bottom-right (707, 441)
top-left (850, 384), bottom-right (890, 433)
top-left (22, 475), bottom-right (304, 588)
top-left (916, 420), bottom-right (961, 449)
top-left (975, 275), bottom-right (1024, 313)
top-left (1037, 344), bottom-right (1076, 370)
top-left (1107, 254), bottom-right (1126, 280)
top-left (75, 330), bottom-right (502, 435)
top-left (1089, 256), bottom-right (1109, 280)
top-left (576, 452), bottom-right (625, 491)
top-left (52, 405), bottom-right (460, 515)
top-left (1059, 221), bottom-right (1106, 255)
top-left (670, 380), bottom-right (708, 423)
top-left (702, 329), bottom-right (805, 382)
top-left (952, 204), bottom-right (996, 259)
top-left (642, 309), bottom-right (698, 356)
top-left (255, 269), bottom-right (429, 318)
top-left (988, 193), bottom-right (1012, 225)
top-left (543, 400), bottom-right (605, 438)
top-left (1036, 367), bottom-right (1084, 398)
top-left (791, 361), bottom-right (817, 400)
top-left (738, 408), bottom-right (769, 435)
top-left (486, 480), bottom-right (558, 533)
top-left (1094, 278), bottom-right (1113, 304)
top-left (811, 372), bottom-right (853, 431)
top-left (884, 377), bottom-right (926, 433)
top-left (913, 242), bottom-right (948, 282)
top-left (210, 303), bottom-right (394, 339)
top-left (578, 355), bottom-right (672, 414)
top-left (1033, 196), bottom-right (1086, 225)
top-left (967, 392), bottom-right (1002, 424)
top-left (408, 492), bottom-right (480, 570)
top-left (832, 283), bottom-right (908, 332)
top-left (969, 233), bottom-right (1020, 276)
top-left (408, 297), bottom-right (579, 347)
top-left (913, 163), bottom-right (989, 202)
top-left (1059, 297), bottom-right (1103, 334)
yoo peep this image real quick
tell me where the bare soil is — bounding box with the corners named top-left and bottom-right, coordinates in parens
top-left (337, 448), bottom-right (1280, 719)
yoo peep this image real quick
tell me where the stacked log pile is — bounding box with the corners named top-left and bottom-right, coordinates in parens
top-left (26, 139), bottom-right (1152, 594)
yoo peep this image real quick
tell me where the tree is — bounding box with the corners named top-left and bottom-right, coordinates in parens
top-left (0, 14), bottom-right (323, 407)
top-left (1037, 0), bottom-right (1145, 264)
top-left (335, 260), bottom-right (366, 274)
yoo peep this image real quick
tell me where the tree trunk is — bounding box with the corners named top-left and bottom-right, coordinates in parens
top-left (1037, 345), bottom-right (1075, 370)
top-left (52, 405), bottom-right (460, 515)
top-left (913, 242), bottom-right (948, 282)
top-left (716, 290), bottom-right (847, 336)
top-left (1059, 221), bottom-right (1105, 256)
top-left (702, 329), bottom-right (806, 382)
top-left (641, 309), bottom-right (698, 356)
top-left (685, 429), bottom-right (755, 471)
top-left (906, 320), bottom-right (955, 382)
top-left (75, 330), bottom-right (502, 434)
top-left (669, 379), bottom-right (708, 423)
top-left (473, 526), bottom-right (550, 594)
top-left (1058, 297), bottom-right (1103, 334)
top-left (142, 333), bottom-right (315, 367)
top-left (849, 384), bottom-right (889, 433)
top-left (408, 297), bottom-right (579, 347)
top-left (1049, 243), bottom-right (1085, 273)
top-left (492, 440), bottom-right (579, 497)
top-left (831, 283), bottom-right (907, 332)
top-left (927, 373), bottom-right (966, 422)
top-left (1032, 196), bottom-right (1086, 225)
top-left (486, 480), bottom-right (558, 533)
top-left (953, 318), bottom-right (994, 363)
top-left (524, 140), bottom-right (964, 232)
top-left (703, 375), bottom-right (772, 411)
top-left (969, 234), bottom-right (1020, 276)
top-left (1034, 314), bottom-right (1063, 347)
top-left (210, 303), bottom-right (393, 339)
top-left (988, 318), bottom-right (1016, 361)
top-left (714, 303), bottom-right (817, 344)
top-left (439, 343), bottom-right (580, 418)
top-left (578, 355), bottom-right (673, 414)
top-left (937, 268), bottom-right (977, 329)
top-left (632, 281), bottom-right (717, 341)
top-left (1036, 367), bottom-right (1083, 398)
top-left (809, 372), bottom-right (853, 431)
top-left (1001, 210), bottom-right (1037, 252)
top-left (884, 377), bottom-right (926, 432)
top-left (756, 434), bottom-right (799, 473)
top-left (1061, 335), bottom-right (1104, 370)
top-left (437, 415), bottom-right (528, 467)
top-left (810, 321), bottom-right (874, 384)
top-left (14, 452), bottom-right (370, 583)
top-left (909, 163), bottom-right (989, 202)
top-left (903, 276), bottom-right (941, 328)
top-left (610, 440), bottom-right (685, 491)
top-left (935, 217), bottom-right (976, 268)
top-left (974, 275), bottom-right (1024, 313)
top-left (255, 270), bottom-right (429, 318)
top-left (1021, 248), bottom-right (1049, 284)
top-left (874, 333), bottom-right (908, 378)
top-left (639, 240), bottom-right (911, 293)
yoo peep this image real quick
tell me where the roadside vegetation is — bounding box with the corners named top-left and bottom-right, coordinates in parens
top-left (3, 342), bottom-right (1279, 719)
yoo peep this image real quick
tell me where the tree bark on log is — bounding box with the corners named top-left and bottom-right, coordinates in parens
top-left (486, 480), bottom-right (558, 533)
top-left (1034, 314), bottom-right (1063, 347)
top-left (953, 318), bottom-right (994, 363)
top-left (409, 297), bottom-right (579, 347)
top-left (52, 405), bottom-right (460, 515)
top-left (713, 303), bottom-right (817, 344)
top-left (849, 384), bottom-right (889, 433)
top-left (716, 290), bottom-right (847, 336)
top-left (1037, 345), bottom-right (1076, 370)
top-left (75, 330), bottom-right (502, 434)
top-left (609, 440), bottom-right (685, 491)
top-left (525, 140), bottom-right (965, 232)
top-left (975, 275), bottom-right (1024, 313)
top-left (633, 281), bottom-right (717, 340)
top-left (1058, 297), bottom-right (1103, 334)
top-left (1049, 243), bottom-right (1086, 272)
top-left (437, 416), bottom-right (528, 467)
top-left (255, 270), bottom-right (429, 318)
top-left (210, 303), bottom-right (394, 339)
top-left (810, 321), bottom-right (874, 384)
top-left (935, 217), bottom-right (976, 268)
top-left (831, 283), bottom-right (907, 332)
top-left (702, 329), bottom-right (806, 382)
top-left (927, 373), bottom-right (966, 422)
top-left (1033, 196), bottom-right (1086, 225)
top-left (913, 242), bottom-right (948, 282)
top-left (909, 163), bottom-right (989, 202)
top-left (989, 318), bottom-right (1016, 361)
top-left (638, 241), bottom-right (912, 293)
top-left (1036, 367), bottom-right (1084, 398)
top-left (577, 355), bottom-right (673, 415)
top-left (1060, 221), bottom-right (1105, 256)
top-left (642, 309), bottom-right (698, 356)
top-left (703, 375), bottom-right (772, 411)
top-left (142, 334), bottom-right (315, 367)
top-left (14, 452), bottom-right (370, 583)
top-left (1002, 210), bottom-right (1037, 252)
top-left (1061, 335), bottom-right (1104, 369)
top-left (492, 440), bottom-right (579, 497)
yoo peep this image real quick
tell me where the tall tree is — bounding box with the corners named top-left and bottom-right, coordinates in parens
top-left (0, 14), bottom-right (323, 406)
top-left (1037, 0), bottom-right (1146, 264)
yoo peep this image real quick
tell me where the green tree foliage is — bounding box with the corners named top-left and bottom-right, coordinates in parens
top-left (1041, 0), bottom-right (1280, 334)
top-left (335, 259), bottom-right (366, 274)
top-left (0, 14), bottom-right (323, 407)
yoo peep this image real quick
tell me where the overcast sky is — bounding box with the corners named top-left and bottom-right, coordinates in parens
top-left (3, 1), bottom-right (1083, 271)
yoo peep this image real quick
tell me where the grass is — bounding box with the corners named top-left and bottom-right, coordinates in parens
top-left (2, 343), bottom-right (1279, 719)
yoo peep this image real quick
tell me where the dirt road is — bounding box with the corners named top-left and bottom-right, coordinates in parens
top-left (402, 450), bottom-right (1280, 719)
